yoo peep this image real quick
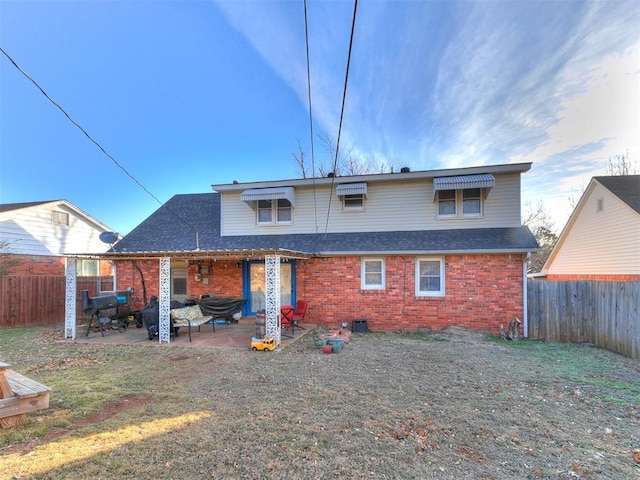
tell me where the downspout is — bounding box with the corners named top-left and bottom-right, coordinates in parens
top-left (523, 252), bottom-right (531, 338)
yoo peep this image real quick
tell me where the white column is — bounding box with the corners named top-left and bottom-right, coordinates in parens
top-left (64, 257), bottom-right (77, 339)
top-left (265, 254), bottom-right (281, 345)
top-left (159, 257), bottom-right (171, 343)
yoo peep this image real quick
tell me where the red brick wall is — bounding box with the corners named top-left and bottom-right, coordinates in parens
top-left (114, 254), bottom-right (525, 335)
top-left (295, 254), bottom-right (525, 334)
top-left (192, 261), bottom-right (244, 297)
top-left (113, 259), bottom-right (242, 311)
top-left (113, 260), bottom-right (159, 310)
top-left (7, 254), bottom-right (65, 275)
top-left (546, 274), bottom-right (640, 281)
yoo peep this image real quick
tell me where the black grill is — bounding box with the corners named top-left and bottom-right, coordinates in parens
top-left (82, 290), bottom-right (132, 336)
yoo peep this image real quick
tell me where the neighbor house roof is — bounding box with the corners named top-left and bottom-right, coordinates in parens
top-left (594, 175), bottom-right (640, 214)
top-left (0, 201), bottom-right (54, 213)
top-left (108, 193), bottom-right (538, 259)
top-left (0, 199), bottom-right (113, 232)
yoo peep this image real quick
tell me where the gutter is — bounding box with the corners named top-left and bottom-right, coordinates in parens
top-left (316, 248), bottom-right (539, 256)
top-left (523, 252), bottom-right (531, 338)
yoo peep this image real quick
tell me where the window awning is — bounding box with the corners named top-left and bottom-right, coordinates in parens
top-left (433, 174), bottom-right (495, 199)
top-left (336, 182), bottom-right (367, 197)
top-left (241, 187), bottom-right (295, 207)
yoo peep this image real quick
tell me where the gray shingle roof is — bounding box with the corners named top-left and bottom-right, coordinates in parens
top-left (595, 175), bottom-right (640, 214)
top-left (0, 201), bottom-right (57, 213)
top-left (113, 193), bottom-right (539, 255)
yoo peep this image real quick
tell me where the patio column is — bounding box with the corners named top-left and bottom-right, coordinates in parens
top-left (64, 257), bottom-right (77, 339)
top-left (158, 256), bottom-right (171, 344)
top-left (265, 254), bottom-right (281, 345)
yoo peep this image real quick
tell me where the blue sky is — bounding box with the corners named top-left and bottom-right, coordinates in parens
top-left (1, 0), bottom-right (638, 235)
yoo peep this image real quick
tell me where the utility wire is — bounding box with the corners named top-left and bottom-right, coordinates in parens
top-left (0, 47), bottom-right (164, 206)
top-left (0, 46), bottom-right (199, 238)
top-left (323, 0), bottom-right (358, 237)
top-left (303, 0), bottom-right (319, 234)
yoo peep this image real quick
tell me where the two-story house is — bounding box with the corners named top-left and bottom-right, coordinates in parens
top-left (1, 200), bottom-right (116, 327)
top-left (68, 162), bottom-right (538, 342)
top-left (0, 200), bottom-right (114, 276)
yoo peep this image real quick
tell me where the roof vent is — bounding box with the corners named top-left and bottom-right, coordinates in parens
top-left (400, 167), bottom-right (411, 173)
top-left (233, 180), bottom-right (239, 184)
top-left (327, 172), bottom-right (335, 178)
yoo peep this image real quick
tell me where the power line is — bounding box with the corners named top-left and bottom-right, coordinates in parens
top-left (303, 0), bottom-right (319, 234)
top-left (0, 47), bottom-right (164, 207)
top-left (324, 0), bottom-right (358, 237)
top-left (0, 46), bottom-right (198, 237)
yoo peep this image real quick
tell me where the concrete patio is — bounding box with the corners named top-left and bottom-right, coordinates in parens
top-left (71, 316), bottom-right (313, 350)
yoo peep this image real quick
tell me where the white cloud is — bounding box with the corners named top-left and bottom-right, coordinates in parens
top-left (213, 0), bottom-right (638, 206)
top-left (518, 43), bottom-right (640, 232)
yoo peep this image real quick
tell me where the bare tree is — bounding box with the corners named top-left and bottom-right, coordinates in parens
top-left (523, 201), bottom-right (558, 273)
top-left (343, 152), bottom-right (375, 176)
top-left (606, 150), bottom-right (639, 175)
top-left (374, 157), bottom-right (402, 174)
top-left (291, 139), bottom-right (310, 178)
top-left (292, 131), bottom-right (410, 178)
top-left (567, 186), bottom-right (584, 212)
top-left (317, 130), bottom-right (341, 176)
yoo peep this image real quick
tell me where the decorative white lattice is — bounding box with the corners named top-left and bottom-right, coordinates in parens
top-left (64, 258), bottom-right (77, 339)
top-left (159, 257), bottom-right (171, 343)
top-left (265, 254), bottom-right (281, 345)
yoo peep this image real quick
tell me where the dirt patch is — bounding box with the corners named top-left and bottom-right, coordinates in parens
top-left (72, 394), bottom-right (154, 427)
top-left (2, 394), bottom-right (154, 455)
top-left (430, 325), bottom-right (491, 343)
top-left (166, 354), bottom-right (193, 362)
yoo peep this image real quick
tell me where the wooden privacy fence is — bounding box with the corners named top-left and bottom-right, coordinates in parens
top-left (527, 280), bottom-right (639, 359)
top-left (0, 276), bottom-right (113, 328)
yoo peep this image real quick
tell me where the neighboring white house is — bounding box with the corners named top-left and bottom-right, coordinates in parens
top-left (541, 175), bottom-right (640, 281)
top-left (0, 200), bottom-right (115, 275)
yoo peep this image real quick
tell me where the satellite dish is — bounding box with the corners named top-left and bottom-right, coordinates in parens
top-left (99, 231), bottom-right (119, 244)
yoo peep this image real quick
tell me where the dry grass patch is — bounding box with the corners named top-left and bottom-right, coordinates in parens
top-left (1, 325), bottom-right (638, 479)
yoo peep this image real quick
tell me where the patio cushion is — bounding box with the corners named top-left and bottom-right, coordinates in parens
top-left (170, 305), bottom-right (212, 327)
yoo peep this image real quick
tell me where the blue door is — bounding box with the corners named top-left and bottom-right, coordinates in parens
top-left (243, 260), bottom-right (295, 315)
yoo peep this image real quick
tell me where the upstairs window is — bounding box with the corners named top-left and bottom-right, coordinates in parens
top-left (437, 190), bottom-right (456, 216)
top-left (52, 210), bottom-right (69, 226)
top-left (462, 188), bottom-right (482, 215)
top-left (241, 187), bottom-right (295, 226)
top-left (433, 174), bottom-right (493, 219)
top-left (257, 199), bottom-right (292, 225)
top-left (343, 194), bottom-right (365, 210)
top-left (437, 188), bottom-right (483, 218)
top-left (277, 199), bottom-right (292, 222)
top-left (337, 183), bottom-right (367, 211)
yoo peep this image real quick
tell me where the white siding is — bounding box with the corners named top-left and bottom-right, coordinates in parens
top-left (0, 203), bottom-right (110, 256)
top-left (220, 173), bottom-right (522, 236)
top-left (547, 183), bottom-right (640, 275)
